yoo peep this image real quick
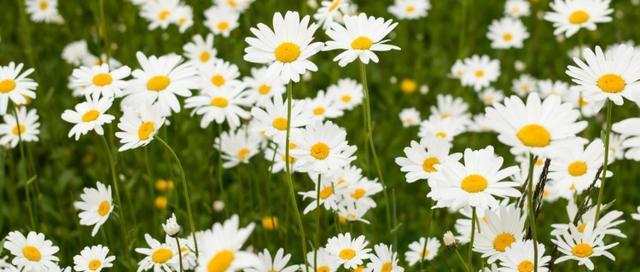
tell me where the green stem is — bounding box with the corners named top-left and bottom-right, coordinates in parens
top-left (284, 82), bottom-right (308, 265)
top-left (216, 123), bottom-right (225, 202)
top-left (527, 154), bottom-right (539, 272)
top-left (97, 0), bottom-right (111, 62)
top-left (468, 207), bottom-right (476, 271)
top-left (314, 173), bottom-right (321, 272)
top-left (175, 237), bottom-right (184, 272)
top-left (594, 100), bottom-right (613, 223)
top-left (455, 248), bottom-right (472, 272)
top-left (155, 136), bottom-right (199, 257)
top-left (13, 109), bottom-right (35, 230)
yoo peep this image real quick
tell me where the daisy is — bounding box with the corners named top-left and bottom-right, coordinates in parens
top-left (185, 85), bottom-right (252, 129)
top-left (165, 237), bottom-right (198, 271)
top-left (497, 239), bottom-right (551, 272)
top-left (605, 133), bottom-right (626, 162)
top-left (404, 237), bottom-right (440, 266)
top-left (326, 78), bottom-right (363, 111)
top-left (204, 6), bottom-right (240, 37)
top-left (194, 215), bottom-right (259, 272)
top-left (479, 88), bottom-right (505, 106)
top-left (244, 11), bottom-right (324, 83)
top-left (70, 64), bottom-right (131, 99)
top-left (455, 206), bottom-right (490, 244)
top-left (512, 74), bottom-right (538, 97)
top-left (538, 79), bottom-right (569, 98)
top-left (544, 0), bottom-right (613, 37)
top-left (61, 97), bottom-right (115, 140)
top-left (325, 233), bottom-right (372, 269)
top-left (245, 248), bottom-right (298, 272)
top-left (25, 0), bottom-right (64, 24)
top-left (428, 146), bottom-right (521, 210)
top-left (214, 0), bottom-right (253, 13)
top-left (395, 136), bottom-right (462, 183)
top-left (140, 0), bottom-right (180, 30)
top-left (632, 206), bottom-right (640, 221)
top-left (263, 141), bottom-right (303, 173)
top-left (115, 105), bottom-right (165, 152)
top-left (612, 118), bottom-right (640, 160)
top-left (290, 121), bottom-right (357, 173)
top-left (417, 116), bottom-right (466, 142)
top-left (74, 182), bottom-right (113, 236)
top-left (314, 0), bottom-right (353, 30)
top-left (250, 95), bottom-right (312, 142)
top-left (552, 223), bottom-right (618, 270)
top-left (0, 62), bottom-right (38, 115)
top-left (324, 13), bottom-right (400, 67)
top-left (243, 67), bottom-right (286, 106)
top-left (399, 108), bottom-right (421, 127)
top-left (299, 172), bottom-right (345, 213)
top-left (82, 54), bottom-right (123, 70)
top-left (302, 248), bottom-right (340, 272)
top-left (365, 244), bottom-right (404, 272)
top-left (3, 231), bottom-right (59, 272)
top-left (336, 203), bottom-right (372, 224)
top-left (460, 55), bottom-right (500, 91)
top-left (485, 93), bottom-right (587, 157)
top-left (561, 86), bottom-right (604, 117)
top-left (431, 94), bottom-right (470, 121)
top-left (124, 52), bottom-right (198, 115)
top-left (73, 245), bottom-right (115, 272)
top-left (305, 90), bottom-right (343, 121)
top-left (505, 0), bottom-right (530, 18)
top-left (468, 113), bottom-right (494, 133)
top-left (566, 45), bottom-right (640, 106)
top-left (0, 107), bottom-right (40, 148)
top-left (182, 34), bottom-right (217, 67)
top-left (487, 17), bottom-right (529, 49)
top-left (450, 59), bottom-right (467, 80)
top-left (388, 0), bottom-right (431, 20)
top-left (551, 200), bottom-right (626, 239)
top-left (174, 4), bottom-right (194, 33)
top-left (473, 205), bottom-right (526, 263)
top-left (341, 175), bottom-right (383, 210)
top-left (62, 40), bottom-right (92, 66)
top-left (214, 126), bottom-right (262, 168)
top-left (198, 60), bottom-right (242, 93)
top-left (135, 234), bottom-right (178, 272)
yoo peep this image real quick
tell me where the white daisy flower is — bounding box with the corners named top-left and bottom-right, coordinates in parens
top-left (290, 121), bottom-right (357, 173)
top-left (214, 126), bottom-right (262, 168)
top-left (305, 90), bottom-right (344, 121)
top-left (244, 11), bottom-right (324, 83)
top-left (135, 234), bottom-right (178, 272)
top-left (455, 206), bottom-right (490, 245)
top-left (417, 116), bottom-right (466, 142)
top-left (185, 84), bottom-right (251, 129)
top-left (505, 0), bottom-right (530, 18)
top-left (487, 17), bottom-right (529, 49)
top-left (497, 239), bottom-right (550, 272)
top-left (548, 139), bottom-right (610, 199)
top-left (73, 245), bottom-right (115, 272)
top-left (538, 79), bottom-right (570, 98)
top-left (472, 205), bottom-right (526, 263)
top-left (365, 244), bottom-right (404, 272)
top-left (605, 133), bottom-right (626, 162)
top-left (214, 0), bottom-right (253, 13)
top-left (174, 4), bottom-right (194, 33)
top-left (140, 0), bottom-right (180, 30)
top-left (561, 87), bottom-right (604, 117)
top-left (198, 60), bottom-right (242, 93)
top-left (341, 175), bottom-right (383, 210)
top-left (0, 107), bottom-right (40, 148)
top-left (395, 136), bottom-right (462, 183)
top-left (300, 172), bottom-right (345, 213)
top-left (74, 181), bottom-right (113, 237)
top-left (245, 248), bottom-right (298, 272)
top-left (468, 113), bottom-right (494, 133)
top-left (62, 40), bottom-right (92, 66)
top-left (0, 62), bottom-right (37, 115)
top-left (70, 64), bottom-right (131, 99)
top-left (250, 95), bottom-right (312, 143)
top-left (165, 236), bottom-right (197, 271)
top-left (428, 146), bottom-right (521, 210)
top-left (460, 55), bottom-right (500, 91)
top-left (115, 105), bottom-right (165, 152)
top-left (194, 215), bottom-right (259, 272)
top-left (263, 140), bottom-right (303, 173)
top-left (325, 233), bottom-right (372, 269)
top-left (324, 13), bottom-right (400, 67)
top-left (326, 78), bottom-right (363, 111)
top-left (450, 59), bottom-right (467, 80)
top-left (551, 200), bottom-right (626, 241)
top-left (512, 74), bottom-right (538, 97)
top-left (3, 231), bottom-right (60, 272)
top-left (388, 0), bottom-right (431, 20)
top-left (336, 203), bottom-right (372, 224)
top-left (204, 6), bottom-right (240, 37)
top-left (399, 107), bottom-right (421, 127)
top-left (183, 34), bottom-right (217, 67)
top-left (612, 118), bottom-right (640, 160)
top-left (431, 94), bottom-right (470, 121)
top-left (631, 206), bottom-right (640, 221)
top-left (544, 0), bottom-right (613, 37)
top-left (302, 247), bottom-right (340, 272)
top-left (313, 0), bottom-right (353, 30)
top-left (61, 97), bottom-right (115, 140)
top-left (552, 222), bottom-right (618, 270)
top-left (243, 67), bottom-right (286, 106)
top-left (479, 88), bottom-right (505, 106)
top-left (25, 0), bottom-right (64, 24)
top-left (404, 237), bottom-right (440, 266)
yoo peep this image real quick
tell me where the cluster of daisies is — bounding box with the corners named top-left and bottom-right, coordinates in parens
top-left (24, 0), bottom-right (64, 24)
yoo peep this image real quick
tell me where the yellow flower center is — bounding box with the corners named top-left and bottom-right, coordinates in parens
top-left (517, 124), bottom-right (551, 147)
top-left (339, 248), bottom-right (356, 260)
top-left (579, 97), bottom-right (589, 107)
top-left (207, 250), bottom-right (234, 272)
top-left (272, 117), bottom-right (288, 131)
top-left (138, 121), bottom-right (156, 140)
top-left (159, 10), bottom-right (170, 21)
top-left (320, 186), bottom-right (333, 199)
top-left (381, 262), bottom-right (393, 272)
top-left (88, 259), bottom-right (102, 270)
top-left (435, 131), bottom-right (447, 138)
top-left (151, 248), bottom-right (173, 264)
top-left (567, 161), bottom-right (587, 176)
top-left (597, 74), bottom-right (625, 93)
top-left (517, 260), bottom-right (534, 272)
top-left (351, 36), bottom-right (373, 50)
top-left (503, 33), bottom-right (513, 41)
top-left (258, 84), bottom-right (271, 95)
top-left (227, 0), bottom-right (237, 7)
top-left (577, 223), bottom-right (587, 233)
top-left (310, 142), bottom-right (330, 160)
top-left (341, 95), bottom-right (352, 102)
top-left (460, 174), bottom-right (488, 193)
top-left (274, 42), bottom-right (301, 63)
top-left (422, 156), bottom-right (440, 173)
top-left (0, 79), bottom-right (17, 93)
top-left (317, 266), bottom-right (330, 272)
top-left (405, 5), bottom-right (415, 13)
top-left (351, 188), bottom-right (366, 199)
top-left (12, 125), bottom-right (26, 136)
top-left (211, 75), bottom-right (225, 87)
top-left (147, 75), bottom-right (171, 92)
top-left (328, 0), bottom-right (341, 11)
top-left (313, 107), bottom-right (325, 116)
top-left (492, 232), bottom-right (516, 252)
top-left (92, 73), bottom-right (113, 87)
top-left (475, 70), bottom-right (485, 78)
top-left (82, 109), bottom-right (100, 122)
top-left (178, 18), bottom-right (186, 26)
top-left (155, 196), bottom-right (168, 209)
top-left (218, 22), bottom-right (229, 31)
top-left (571, 243), bottom-right (593, 258)
top-left (400, 79), bottom-right (417, 94)
top-left (569, 10), bottom-right (590, 24)
top-left (210, 97), bottom-right (229, 108)
top-left (200, 52), bottom-right (211, 62)
top-left (97, 200), bottom-right (110, 216)
top-left (22, 246), bottom-right (41, 261)
top-left (237, 148), bottom-right (250, 159)
top-left (262, 216), bottom-right (278, 230)
top-left (39, 1), bottom-right (48, 10)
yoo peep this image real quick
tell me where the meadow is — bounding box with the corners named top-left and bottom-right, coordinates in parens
top-left (1, 0), bottom-right (640, 271)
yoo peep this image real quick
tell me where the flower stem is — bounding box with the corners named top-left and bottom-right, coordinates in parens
top-left (284, 82), bottom-right (309, 265)
top-left (155, 136), bottom-right (199, 257)
top-left (527, 154), bottom-right (539, 272)
top-left (594, 100), bottom-right (613, 223)
top-left (216, 123), bottom-right (225, 203)
top-left (314, 173), bottom-right (321, 272)
top-left (175, 237), bottom-right (184, 272)
top-left (455, 248), bottom-right (472, 272)
top-left (97, 0), bottom-right (111, 63)
top-left (468, 207), bottom-right (476, 271)
top-left (13, 109), bottom-right (36, 230)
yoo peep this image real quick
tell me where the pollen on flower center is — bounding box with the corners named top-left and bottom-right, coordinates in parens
top-left (492, 232), bottom-right (516, 252)
top-left (12, 125), bottom-right (26, 136)
top-left (351, 188), bottom-right (366, 199)
top-left (274, 42), bottom-right (301, 63)
top-left (310, 142), bottom-right (330, 160)
top-left (405, 5), bottom-right (415, 13)
top-left (218, 22), bottom-right (230, 31)
top-left (517, 124), bottom-right (551, 147)
top-left (200, 52), bottom-right (211, 62)
top-left (577, 223), bottom-right (587, 233)
top-left (22, 246), bottom-right (42, 261)
top-left (339, 248), bottom-right (356, 260)
top-left (460, 174), bottom-right (488, 193)
top-left (272, 117), bottom-right (288, 131)
top-left (159, 10), bottom-right (170, 21)
top-left (320, 186), bottom-right (333, 199)
top-left (503, 33), bottom-right (513, 41)
top-left (138, 121), bottom-right (156, 140)
top-left (313, 107), bottom-right (325, 116)
top-left (328, 0), bottom-right (342, 11)
top-left (474, 70), bottom-right (485, 78)
top-left (237, 148), bottom-right (250, 159)
top-left (422, 156), bottom-right (440, 173)
top-left (92, 73), bottom-right (113, 87)
top-left (517, 260), bottom-right (534, 272)
top-left (569, 10), bottom-right (590, 24)
top-left (317, 265), bottom-right (331, 272)
top-left (381, 262), bottom-right (393, 272)
top-left (88, 259), bottom-right (102, 270)
top-left (258, 84), bottom-right (271, 95)
top-left (341, 95), bottom-right (352, 102)
top-left (351, 36), bottom-right (373, 50)
top-left (211, 75), bottom-right (225, 87)
top-left (147, 75), bottom-right (171, 92)
top-left (0, 79), bottom-right (17, 93)
top-left (435, 132), bottom-right (447, 138)
top-left (571, 243), bottom-right (593, 258)
top-left (597, 74), bottom-right (625, 93)
top-left (207, 249), bottom-right (234, 272)
top-left (82, 109), bottom-right (100, 122)
top-left (97, 200), bottom-right (110, 216)
top-left (567, 161), bottom-right (587, 176)
top-left (211, 97), bottom-right (229, 108)
top-left (151, 248), bottom-right (173, 264)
